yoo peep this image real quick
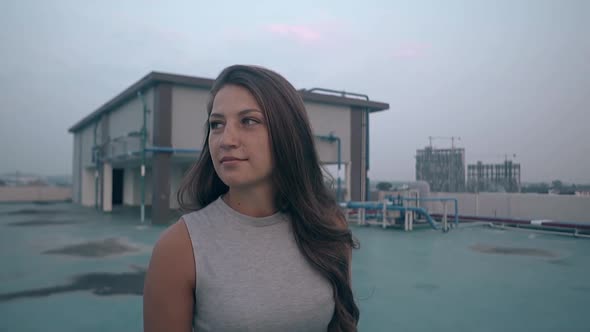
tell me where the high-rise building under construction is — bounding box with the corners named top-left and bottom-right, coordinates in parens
top-left (415, 147), bottom-right (466, 192)
top-left (467, 161), bottom-right (521, 193)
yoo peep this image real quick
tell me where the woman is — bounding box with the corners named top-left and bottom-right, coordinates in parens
top-left (143, 65), bottom-right (359, 332)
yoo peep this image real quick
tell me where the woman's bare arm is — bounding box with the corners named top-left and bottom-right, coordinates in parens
top-left (143, 219), bottom-right (196, 332)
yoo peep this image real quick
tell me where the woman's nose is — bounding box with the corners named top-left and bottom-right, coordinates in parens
top-left (219, 123), bottom-right (239, 149)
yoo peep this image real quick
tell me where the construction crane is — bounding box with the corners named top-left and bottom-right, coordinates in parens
top-left (503, 153), bottom-right (517, 163)
top-left (428, 136), bottom-right (461, 149)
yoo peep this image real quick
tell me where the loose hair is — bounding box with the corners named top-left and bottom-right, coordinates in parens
top-left (177, 65), bottom-right (360, 331)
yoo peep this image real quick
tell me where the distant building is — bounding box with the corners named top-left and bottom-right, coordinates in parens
top-left (415, 147), bottom-right (465, 192)
top-left (467, 161), bottom-right (521, 193)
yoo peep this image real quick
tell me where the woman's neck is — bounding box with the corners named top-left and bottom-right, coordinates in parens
top-left (222, 184), bottom-right (277, 218)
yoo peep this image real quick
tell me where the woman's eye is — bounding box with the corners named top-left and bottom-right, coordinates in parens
top-left (243, 118), bottom-right (259, 125)
top-left (209, 121), bottom-right (223, 129)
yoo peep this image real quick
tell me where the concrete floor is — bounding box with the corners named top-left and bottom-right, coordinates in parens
top-left (1, 202), bottom-right (589, 331)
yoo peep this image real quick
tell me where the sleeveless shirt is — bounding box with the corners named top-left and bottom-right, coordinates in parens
top-left (182, 196), bottom-right (335, 331)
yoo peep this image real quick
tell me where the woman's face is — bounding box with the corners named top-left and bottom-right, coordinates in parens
top-left (208, 84), bottom-right (273, 190)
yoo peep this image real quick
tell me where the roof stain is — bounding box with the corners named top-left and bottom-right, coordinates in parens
top-left (43, 238), bottom-right (140, 258)
top-left (470, 243), bottom-right (558, 258)
top-left (1, 209), bottom-right (65, 216)
top-left (0, 266), bottom-right (146, 302)
top-left (6, 219), bottom-right (78, 227)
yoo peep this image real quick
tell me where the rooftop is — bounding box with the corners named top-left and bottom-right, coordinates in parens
top-left (69, 71), bottom-right (390, 133)
top-left (1, 202), bottom-right (589, 331)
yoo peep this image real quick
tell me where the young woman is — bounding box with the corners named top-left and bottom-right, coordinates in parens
top-left (143, 65), bottom-right (359, 332)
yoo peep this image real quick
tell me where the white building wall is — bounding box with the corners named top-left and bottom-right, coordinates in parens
top-left (79, 124), bottom-right (96, 168)
top-left (169, 164), bottom-right (183, 209)
top-left (305, 102), bottom-right (351, 164)
top-left (428, 192), bottom-right (590, 223)
top-left (108, 87), bottom-right (155, 140)
top-left (170, 87), bottom-right (353, 165)
top-left (0, 187), bottom-right (72, 202)
top-left (80, 168), bottom-right (96, 207)
top-left (74, 87), bottom-right (155, 208)
top-left (171, 86), bottom-right (210, 149)
top-left (72, 134), bottom-right (82, 203)
top-left (123, 167), bottom-right (136, 206)
top-left (126, 167), bottom-right (152, 206)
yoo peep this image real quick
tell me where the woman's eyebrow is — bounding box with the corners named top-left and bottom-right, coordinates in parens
top-left (209, 109), bottom-right (262, 118)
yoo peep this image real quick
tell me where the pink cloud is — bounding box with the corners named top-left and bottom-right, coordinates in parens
top-left (265, 24), bottom-right (322, 43)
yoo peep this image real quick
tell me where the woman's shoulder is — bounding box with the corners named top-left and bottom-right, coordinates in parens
top-left (148, 218), bottom-right (195, 281)
top-left (153, 218), bottom-right (193, 255)
top-left (180, 198), bottom-right (230, 239)
top-left (181, 198), bottom-right (221, 225)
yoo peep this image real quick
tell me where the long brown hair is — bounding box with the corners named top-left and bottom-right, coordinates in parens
top-left (177, 65), bottom-right (360, 331)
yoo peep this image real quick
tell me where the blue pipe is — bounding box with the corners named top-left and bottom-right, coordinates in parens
top-left (315, 134), bottom-right (342, 202)
top-left (345, 201), bottom-right (385, 210)
top-left (100, 146), bottom-right (201, 161)
top-left (344, 201), bottom-right (440, 230)
top-left (394, 197), bottom-right (459, 226)
top-left (403, 206), bottom-right (439, 230)
top-left (144, 147), bottom-right (201, 154)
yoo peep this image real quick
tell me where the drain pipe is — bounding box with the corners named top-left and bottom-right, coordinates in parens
top-left (93, 120), bottom-right (100, 210)
top-left (365, 107), bottom-right (370, 201)
top-left (315, 133), bottom-right (342, 202)
top-left (138, 91), bottom-right (149, 223)
top-left (305, 88), bottom-right (372, 201)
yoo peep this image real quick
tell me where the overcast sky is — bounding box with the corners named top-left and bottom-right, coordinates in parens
top-left (1, 0), bottom-right (588, 183)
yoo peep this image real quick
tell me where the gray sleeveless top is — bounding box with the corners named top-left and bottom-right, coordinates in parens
top-left (182, 196), bottom-right (335, 331)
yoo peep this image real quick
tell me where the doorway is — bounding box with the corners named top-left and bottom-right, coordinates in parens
top-left (112, 168), bottom-right (124, 205)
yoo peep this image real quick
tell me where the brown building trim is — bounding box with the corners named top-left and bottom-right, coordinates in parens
top-left (350, 107), bottom-right (364, 201)
top-left (151, 83), bottom-right (173, 224)
top-left (69, 71), bottom-right (389, 133)
top-left (152, 83), bottom-right (173, 147)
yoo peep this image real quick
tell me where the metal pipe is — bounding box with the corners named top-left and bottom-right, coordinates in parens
top-left (488, 223), bottom-right (590, 239)
top-left (365, 108), bottom-right (370, 200)
top-left (305, 88), bottom-right (369, 101)
top-left (336, 136), bottom-right (341, 202)
top-left (101, 147), bottom-right (201, 162)
top-left (315, 134), bottom-right (342, 202)
top-left (439, 214), bottom-right (590, 231)
top-left (93, 120), bottom-right (99, 210)
top-left (144, 147), bottom-right (200, 154)
top-left (138, 91), bottom-right (148, 223)
top-left (396, 197), bottom-right (459, 226)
